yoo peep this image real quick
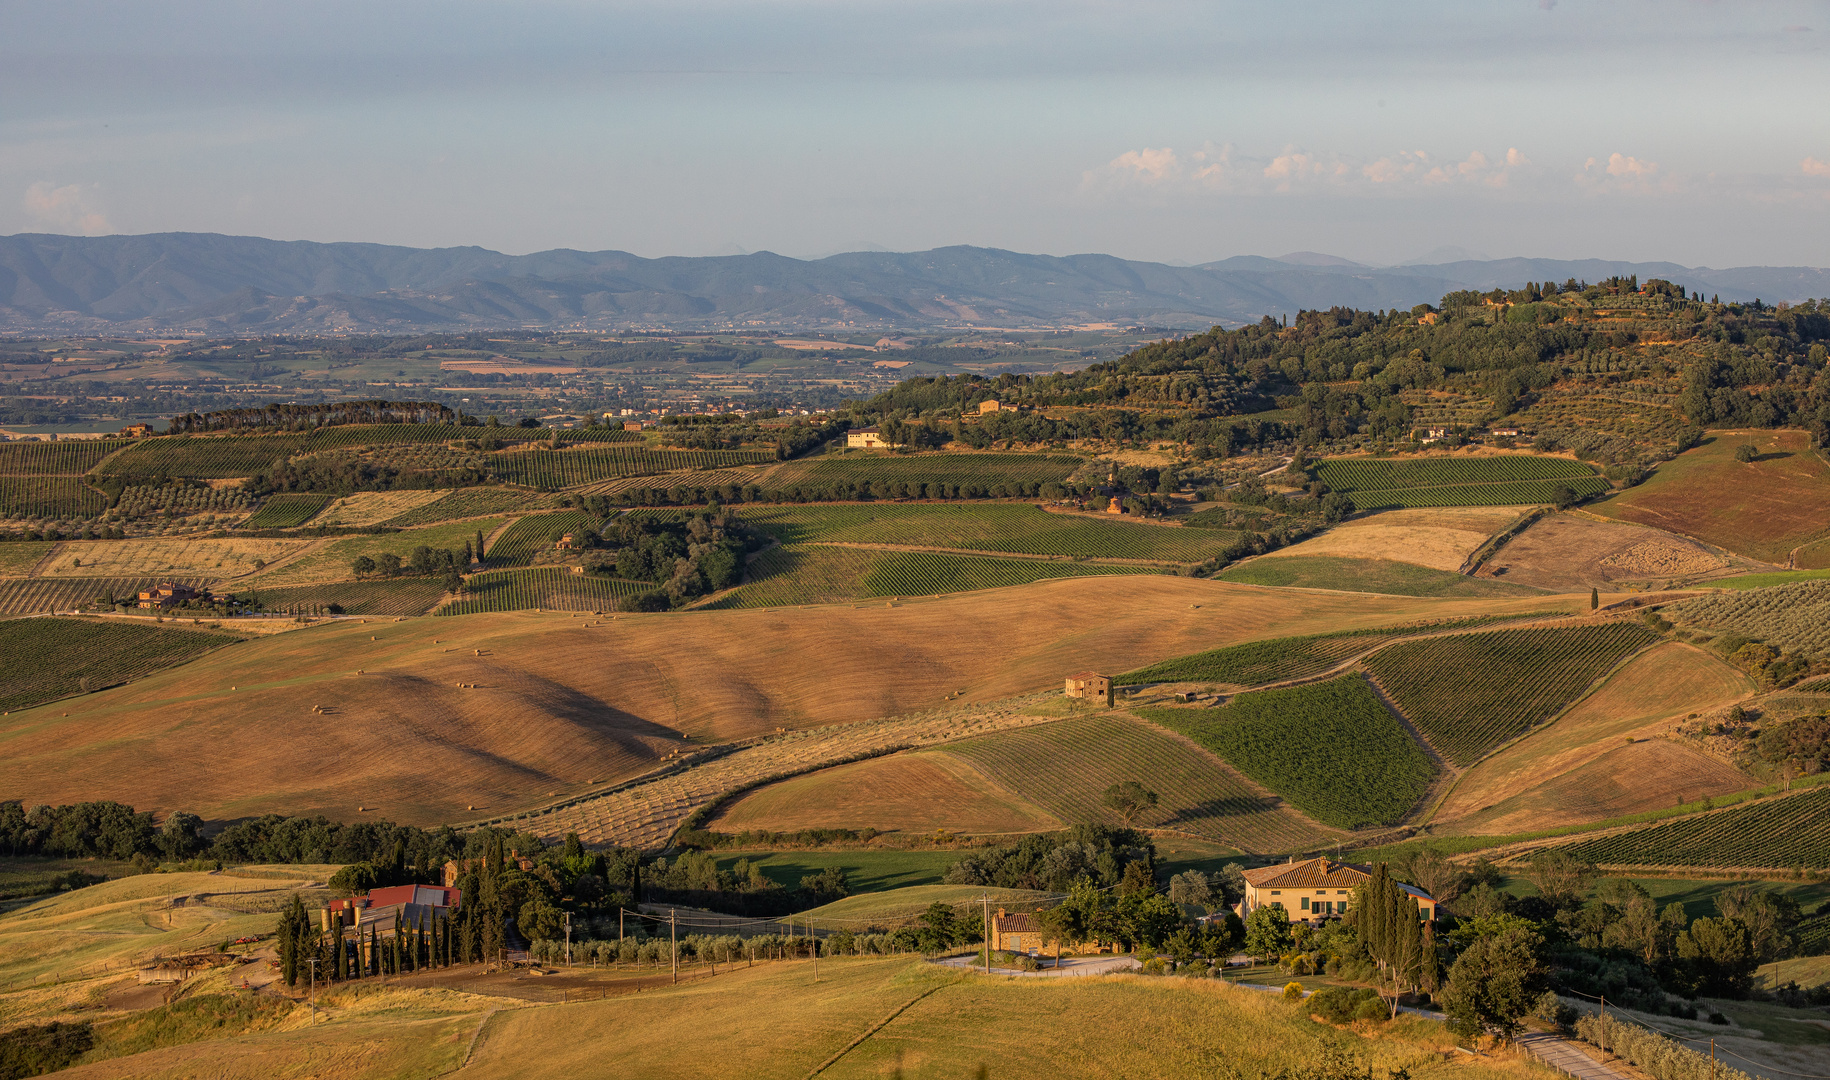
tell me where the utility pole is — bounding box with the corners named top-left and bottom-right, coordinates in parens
top-left (670, 909), bottom-right (678, 985)
top-left (1709, 1038), bottom-right (1716, 1080)
top-left (982, 895), bottom-right (991, 976)
top-left (619, 909), bottom-right (624, 970)
top-left (1599, 994), bottom-right (1608, 1061)
top-left (810, 918), bottom-right (818, 983)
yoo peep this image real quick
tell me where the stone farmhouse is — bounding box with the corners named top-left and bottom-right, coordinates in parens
top-left (1064, 671), bottom-right (1114, 707)
top-left (1238, 857), bottom-right (1435, 924)
top-left (846, 426), bottom-right (889, 449)
top-left (137, 583), bottom-right (207, 609)
top-left (991, 908), bottom-right (1056, 954)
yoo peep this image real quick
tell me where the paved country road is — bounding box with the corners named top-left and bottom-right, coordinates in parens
top-left (1515, 1033), bottom-right (1637, 1080)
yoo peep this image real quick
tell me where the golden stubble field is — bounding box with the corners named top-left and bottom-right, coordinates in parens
top-left (0, 576), bottom-right (1581, 825)
top-left (1257, 506), bottom-right (1521, 571)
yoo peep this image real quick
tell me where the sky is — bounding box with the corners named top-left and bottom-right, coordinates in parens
top-left (3, 0), bottom-right (1829, 267)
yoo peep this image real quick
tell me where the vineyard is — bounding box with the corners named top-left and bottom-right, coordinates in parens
top-left (0, 440), bottom-right (130, 475)
top-left (250, 518), bottom-right (505, 586)
top-left (770, 452), bottom-right (1081, 491)
top-left (0, 616), bottom-right (238, 712)
top-left (0, 576), bottom-right (212, 615)
top-left (241, 578), bottom-right (450, 616)
top-left (483, 512), bottom-right (598, 566)
top-left (0, 477), bottom-right (109, 520)
top-left (435, 568), bottom-right (652, 615)
top-left (1135, 676), bottom-right (1437, 829)
top-left (1113, 615), bottom-right (1542, 687)
top-left (703, 544), bottom-right (1161, 609)
top-left (740, 504), bottom-right (1239, 561)
top-left (1313, 455), bottom-right (1609, 510)
top-left (100, 435), bottom-right (307, 478)
top-left (944, 713), bottom-right (1344, 851)
top-left (1364, 621), bottom-right (1658, 766)
top-left (382, 488), bottom-right (557, 526)
top-left (490, 447), bottom-right (774, 489)
top-left (241, 494), bottom-right (331, 528)
top-left (1670, 581), bottom-right (1830, 659)
top-left (1551, 786), bottom-right (1830, 869)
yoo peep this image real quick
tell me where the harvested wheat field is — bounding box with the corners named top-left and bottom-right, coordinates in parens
top-left (34, 536), bottom-right (317, 581)
top-left (1258, 507), bottom-right (1521, 571)
top-left (306, 489), bottom-right (449, 526)
top-left (0, 577), bottom-right (1578, 824)
top-left (1433, 642), bottom-right (1751, 833)
top-left (1475, 512), bottom-right (1736, 590)
top-left (1590, 429), bottom-right (1830, 564)
top-left (1447, 737), bottom-right (1750, 834)
top-left (708, 751), bottom-right (1062, 835)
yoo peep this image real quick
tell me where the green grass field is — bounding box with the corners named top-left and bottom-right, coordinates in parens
top-left (239, 578), bottom-right (451, 616)
top-left (1221, 555), bottom-right (1545, 597)
top-left (0, 542), bottom-right (47, 574)
top-left (1313, 455), bottom-right (1608, 510)
top-left (943, 714), bottom-right (1340, 852)
top-left (703, 544), bottom-right (1163, 609)
top-left (1364, 621), bottom-right (1658, 766)
top-left (1710, 567), bottom-right (1830, 589)
top-left (1135, 676), bottom-right (1437, 829)
top-left (0, 617), bottom-right (238, 713)
top-left (741, 503), bottom-right (1238, 561)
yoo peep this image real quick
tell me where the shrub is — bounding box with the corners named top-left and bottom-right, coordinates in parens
top-left (1282, 981), bottom-right (1305, 1003)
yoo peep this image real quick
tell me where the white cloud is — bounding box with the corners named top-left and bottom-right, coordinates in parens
top-left (23, 181), bottom-right (112, 234)
top-left (1604, 153), bottom-right (1658, 179)
top-left (1090, 143), bottom-right (1535, 197)
top-left (1105, 147), bottom-right (1180, 184)
top-left (1575, 152), bottom-right (1666, 192)
top-left (1804, 157), bottom-right (1830, 178)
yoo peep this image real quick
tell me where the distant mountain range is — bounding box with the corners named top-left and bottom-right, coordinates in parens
top-left (3, 232), bottom-right (1827, 334)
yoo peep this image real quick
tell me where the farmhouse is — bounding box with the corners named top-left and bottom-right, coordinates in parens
top-left (846, 426), bottom-right (890, 449)
top-left (1238, 858), bottom-right (1435, 924)
top-left (978, 399), bottom-right (1002, 414)
top-left (443, 851), bottom-right (534, 887)
top-left (137, 583), bottom-right (207, 609)
top-left (323, 884), bottom-right (462, 932)
top-left (118, 423), bottom-right (156, 437)
top-left (991, 908), bottom-right (1057, 954)
top-left (1064, 671), bottom-right (1114, 707)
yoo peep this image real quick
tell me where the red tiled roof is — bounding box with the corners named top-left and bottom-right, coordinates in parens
top-left (995, 912), bottom-right (1042, 933)
top-left (1068, 671), bottom-right (1108, 681)
top-left (1241, 858), bottom-right (1374, 890)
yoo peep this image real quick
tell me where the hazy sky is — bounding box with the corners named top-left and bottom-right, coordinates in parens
top-left (4, 0), bottom-right (1828, 266)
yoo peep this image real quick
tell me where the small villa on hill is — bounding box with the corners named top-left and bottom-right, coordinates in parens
top-left (846, 426), bottom-right (889, 449)
top-left (137, 583), bottom-right (207, 609)
top-left (1238, 857), bottom-right (1435, 924)
top-left (1064, 671), bottom-right (1114, 707)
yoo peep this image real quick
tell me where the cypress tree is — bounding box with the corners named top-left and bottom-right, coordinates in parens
top-left (1590, 587), bottom-right (1599, 610)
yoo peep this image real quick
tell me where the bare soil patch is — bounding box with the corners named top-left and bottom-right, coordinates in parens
top-left (1475, 513), bottom-right (1734, 590)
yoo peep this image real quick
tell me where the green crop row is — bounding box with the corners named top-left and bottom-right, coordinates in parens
top-left (741, 504), bottom-right (1239, 562)
top-left (0, 440), bottom-right (131, 476)
top-left (1552, 787), bottom-right (1830, 870)
top-left (943, 714), bottom-right (1337, 852)
top-left (1113, 615), bottom-right (1545, 687)
top-left (491, 447), bottom-right (774, 490)
top-left (0, 477), bottom-right (109, 520)
top-left (241, 494), bottom-right (330, 528)
top-left (382, 489), bottom-right (557, 527)
top-left (1315, 455), bottom-right (1597, 491)
top-left (770, 452), bottom-right (1081, 490)
top-left (1364, 621), bottom-right (1657, 766)
top-left (483, 511), bottom-right (598, 566)
top-left (435, 568), bottom-right (650, 616)
top-left (0, 617), bottom-right (237, 712)
top-left (1345, 476), bottom-right (1613, 510)
top-left (1135, 675), bottom-right (1437, 830)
